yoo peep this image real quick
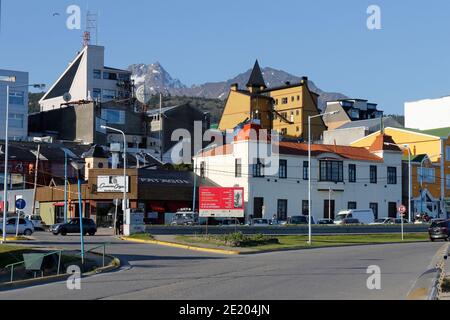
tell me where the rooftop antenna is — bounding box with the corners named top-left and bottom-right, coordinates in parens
top-left (83, 10), bottom-right (98, 46)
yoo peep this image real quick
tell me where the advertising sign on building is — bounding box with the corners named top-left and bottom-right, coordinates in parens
top-left (199, 187), bottom-right (245, 218)
top-left (97, 176), bottom-right (129, 193)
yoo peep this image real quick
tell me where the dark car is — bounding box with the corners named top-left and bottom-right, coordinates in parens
top-left (428, 220), bottom-right (450, 242)
top-left (317, 219), bottom-right (334, 225)
top-left (341, 218), bottom-right (360, 225)
top-left (50, 218), bottom-right (97, 236)
top-left (287, 216), bottom-right (316, 225)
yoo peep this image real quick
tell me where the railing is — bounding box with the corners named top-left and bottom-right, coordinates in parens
top-left (5, 250), bottom-right (63, 283)
top-left (3, 243), bottom-right (109, 283)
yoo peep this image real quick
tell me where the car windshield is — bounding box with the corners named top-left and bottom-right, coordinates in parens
top-left (431, 221), bottom-right (447, 228)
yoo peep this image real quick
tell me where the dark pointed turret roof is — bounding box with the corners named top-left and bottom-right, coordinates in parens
top-left (246, 60), bottom-right (266, 89)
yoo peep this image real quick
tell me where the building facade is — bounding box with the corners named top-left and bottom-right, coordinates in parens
top-left (39, 45), bottom-right (132, 111)
top-left (194, 123), bottom-right (403, 222)
top-left (218, 61), bottom-right (326, 141)
top-left (351, 127), bottom-right (450, 218)
top-left (0, 69), bottom-right (29, 139)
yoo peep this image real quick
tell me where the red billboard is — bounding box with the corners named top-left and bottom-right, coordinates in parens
top-left (199, 187), bottom-right (245, 218)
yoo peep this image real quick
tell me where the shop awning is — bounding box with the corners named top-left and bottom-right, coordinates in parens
top-left (53, 202), bottom-right (66, 207)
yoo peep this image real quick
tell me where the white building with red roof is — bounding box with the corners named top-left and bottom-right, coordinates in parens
top-left (193, 123), bottom-right (403, 222)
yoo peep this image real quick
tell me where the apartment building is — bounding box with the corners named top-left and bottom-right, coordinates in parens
top-left (194, 123), bottom-right (403, 222)
top-left (0, 69), bottom-right (29, 139)
top-left (39, 45), bottom-right (132, 111)
top-left (218, 61), bottom-right (326, 141)
top-left (351, 126), bottom-right (450, 218)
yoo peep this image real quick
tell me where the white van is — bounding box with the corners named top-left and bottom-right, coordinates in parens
top-left (334, 209), bottom-right (375, 225)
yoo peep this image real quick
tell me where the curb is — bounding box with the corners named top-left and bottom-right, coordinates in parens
top-left (120, 237), bottom-right (241, 255)
top-left (120, 236), bottom-right (429, 256)
top-left (0, 253), bottom-right (121, 291)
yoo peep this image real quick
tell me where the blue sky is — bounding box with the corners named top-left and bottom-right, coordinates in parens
top-left (1, 0), bottom-right (450, 114)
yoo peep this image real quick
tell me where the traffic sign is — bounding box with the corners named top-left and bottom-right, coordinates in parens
top-left (398, 205), bottom-right (407, 215)
top-left (15, 198), bottom-right (26, 210)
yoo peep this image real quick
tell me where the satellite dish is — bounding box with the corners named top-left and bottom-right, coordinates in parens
top-left (63, 92), bottom-right (72, 103)
top-left (136, 85), bottom-right (152, 104)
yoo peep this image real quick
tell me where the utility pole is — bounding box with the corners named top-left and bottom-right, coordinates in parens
top-left (159, 92), bottom-right (163, 163)
top-left (31, 145), bottom-right (40, 216)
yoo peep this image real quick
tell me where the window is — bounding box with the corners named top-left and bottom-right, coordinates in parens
top-left (118, 73), bottom-right (130, 81)
top-left (370, 203), bottom-right (379, 219)
top-left (348, 202), bottom-right (357, 210)
top-left (291, 96), bottom-right (295, 102)
top-left (282, 98), bottom-right (288, 104)
top-left (303, 161), bottom-right (309, 180)
top-left (297, 95), bottom-right (300, 101)
top-left (280, 128), bottom-right (287, 135)
top-left (9, 113), bottom-right (24, 128)
top-left (235, 159), bottom-right (242, 178)
top-left (296, 110), bottom-right (300, 116)
top-left (252, 159), bottom-right (265, 178)
top-left (370, 165), bottom-right (377, 184)
top-left (319, 160), bottom-right (344, 182)
top-left (103, 71), bottom-right (118, 80)
top-left (9, 91), bottom-right (24, 105)
top-left (275, 99), bottom-right (279, 105)
top-left (92, 88), bottom-right (101, 99)
top-left (277, 200), bottom-right (288, 221)
top-left (418, 167), bottom-right (435, 184)
top-left (348, 164), bottom-right (356, 183)
top-left (302, 200), bottom-right (309, 215)
top-left (102, 89), bottom-right (116, 101)
top-left (387, 167), bottom-right (397, 184)
top-left (200, 161), bottom-right (206, 178)
top-left (296, 126), bottom-right (300, 132)
top-left (279, 160), bottom-right (287, 179)
top-left (446, 146), bottom-right (450, 162)
top-left (101, 109), bottom-right (125, 124)
top-left (93, 69), bottom-right (101, 79)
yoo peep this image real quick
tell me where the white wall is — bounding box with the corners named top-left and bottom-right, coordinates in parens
top-left (405, 97), bottom-right (450, 130)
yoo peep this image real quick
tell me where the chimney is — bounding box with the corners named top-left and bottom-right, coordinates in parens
top-left (230, 83), bottom-right (239, 91)
top-left (301, 76), bottom-right (308, 85)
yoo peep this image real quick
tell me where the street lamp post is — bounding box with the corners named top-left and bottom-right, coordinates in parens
top-left (71, 160), bottom-right (85, 264)
top-left (2, 83), bottom-right (45, 243)
top-left (100, 125), bottom-right (128, 218)
top-left (308, 111), bottom-right (339, 245)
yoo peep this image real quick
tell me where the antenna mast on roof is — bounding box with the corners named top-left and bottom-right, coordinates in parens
top-left (83, 10), bottom-right (98, 47)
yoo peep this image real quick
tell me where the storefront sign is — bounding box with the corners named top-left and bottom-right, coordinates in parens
top-left (124, 208), bottom-right (145, 236)
top-left (97, 176), bottom-right (129, 193)
top-left (199, 187), bottom-right (245, 218)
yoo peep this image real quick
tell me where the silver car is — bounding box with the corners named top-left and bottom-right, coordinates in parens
top-left (0, 218), bottom-right (35, 235)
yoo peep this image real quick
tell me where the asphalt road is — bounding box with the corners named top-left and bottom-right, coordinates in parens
top-left (0, 230), bottom-right (443, 300)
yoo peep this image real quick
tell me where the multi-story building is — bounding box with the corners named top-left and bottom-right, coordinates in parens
top-left (405, 96), bottom-right (450, 131)
top-left (194, 123), bottom-right (403, 222)
top-left (39, 45), bottom-right (133, 111)
top-left (0, 69), bottom-right (29, 139)
top-left (351, 126), bottom-right (450, 218)
top-left (323, 99), bottom-right (384, 131)
top-left (218, 61), bottom-right (326, 141)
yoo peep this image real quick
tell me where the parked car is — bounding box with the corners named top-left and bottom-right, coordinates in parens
top-left (248, 218), bottom-right (271, 227)
top-left (428, 219), bottom-right (450, 242)
top-left (170, 212), bottom-right (198, 226)
top-left (370, 218), bottom-right (395, 225)
top-left (218, 219), bottom-right (242, 227)
top-left (334, 209), bottom-right (374, 225)
top-left (340, 218), bottom-right (360, 225)
top-left (25, 214), bottom-right (46, 230)
top-left (50, 218), bottom-right (97, 236)
top-left (0, 218), bottom-right (34, 235)
top-left (287, 216), bottom-right (316, 225)
top-left (317, 219), bottom-right (334, 225)
top-left (271, 219), bottom-right (288, 226)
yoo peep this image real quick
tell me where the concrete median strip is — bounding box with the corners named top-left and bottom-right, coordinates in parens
top-left (120, 237), bottom-right (242, 255)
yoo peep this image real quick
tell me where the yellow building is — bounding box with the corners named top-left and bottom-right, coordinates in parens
top-left (218, 60), bottom-right (326, 141)
top-left (351, 126), bottom-right (450, 218)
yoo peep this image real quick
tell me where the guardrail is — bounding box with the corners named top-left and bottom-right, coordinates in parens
top-left (3, 243), bottom-right (109, 283)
